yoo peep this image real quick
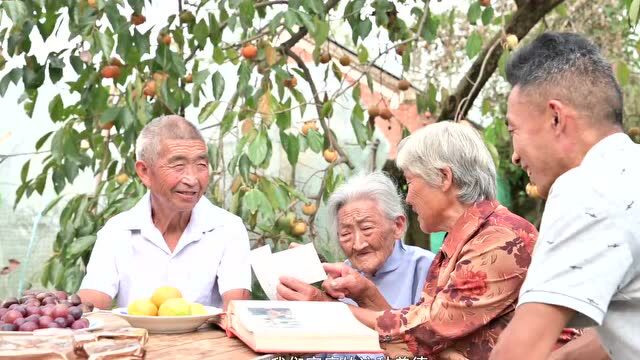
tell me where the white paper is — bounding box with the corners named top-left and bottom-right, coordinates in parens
top-left (250, 243), bottom-right (327, 300)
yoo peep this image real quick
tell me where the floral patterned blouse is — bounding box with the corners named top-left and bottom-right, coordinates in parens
top-left (375, 200), bottom-right (538, 359)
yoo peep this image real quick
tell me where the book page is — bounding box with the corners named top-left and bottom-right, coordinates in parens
top-left (234, 300), bottom-right (376, 336)
top-left (250, 243), bottom-right (327, 300)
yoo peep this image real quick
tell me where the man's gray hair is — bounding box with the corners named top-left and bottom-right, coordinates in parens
top-left (135, 115), bottom-right (205, 163)
top-left (326, 172), bottom-right (407, 237)
top-left (396, 121), bottom-right (496, 204)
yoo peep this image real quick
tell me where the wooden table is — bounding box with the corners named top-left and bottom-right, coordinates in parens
top-left (86, 312), bottom-right (266, 360)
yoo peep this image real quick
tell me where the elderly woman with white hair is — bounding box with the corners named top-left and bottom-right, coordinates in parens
top-left (277, 172), bottom-right (435, 309)
top-left (322, 121), bottom-right (540, 359)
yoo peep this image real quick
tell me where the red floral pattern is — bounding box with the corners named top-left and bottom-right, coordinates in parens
top-left (375, 200), bottom-right (540, 359)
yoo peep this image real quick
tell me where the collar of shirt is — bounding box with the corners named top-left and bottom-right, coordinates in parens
top-left (440, 199), bottom-right (500, 258)
top-left (115, 192), bottom-right (221, 255)
top-left (373, 240), bottom-right (406, 277)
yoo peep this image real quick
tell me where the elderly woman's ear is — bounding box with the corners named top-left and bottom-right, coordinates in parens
top-left (439, 167), bottom-right (454, 192)
top-left (392, 215), bottom-right (407, 239)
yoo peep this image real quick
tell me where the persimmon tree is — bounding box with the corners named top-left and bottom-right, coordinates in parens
top-left (5, 0), bottom-right (635, 293)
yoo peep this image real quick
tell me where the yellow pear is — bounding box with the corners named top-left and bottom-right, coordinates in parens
top-left (158, 298), bottom-right (191, 316)
top-left (127, 299), bottom-right (158, 316)
top-left (151, 286), bottom-right (182, 308)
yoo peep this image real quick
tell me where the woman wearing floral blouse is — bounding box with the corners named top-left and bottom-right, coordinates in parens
top-left (323, 121), bottom-right (541, 359)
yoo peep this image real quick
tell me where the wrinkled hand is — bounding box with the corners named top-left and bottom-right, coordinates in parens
top-left (321, 263), bottom-right (373, 301)
top-left (276, 276), bottom-right (333, 302)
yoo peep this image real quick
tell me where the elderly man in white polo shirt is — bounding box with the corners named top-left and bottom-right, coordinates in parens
top-left (491, 33), bottom-right (640, 360)
top-left (78, 115), bottom-right (251, 310)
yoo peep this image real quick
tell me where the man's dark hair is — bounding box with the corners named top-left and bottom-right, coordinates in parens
top-left (506, 32), bottom-right (623, 125)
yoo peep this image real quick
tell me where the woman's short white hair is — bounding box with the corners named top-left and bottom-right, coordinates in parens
top-left (326, 172), bottom-right (407, 237)
top-left (135, 115), bottom-right (205, 164)
top-left (396, 121), bottom-right (496, 203)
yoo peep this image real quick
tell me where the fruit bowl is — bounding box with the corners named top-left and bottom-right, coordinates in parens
top-left (111, 306), bottom-right (223, 334)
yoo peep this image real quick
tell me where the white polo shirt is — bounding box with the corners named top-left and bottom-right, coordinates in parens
top-left (518, 133), bottom-right (640, 360)
top-left (79, 192), bottom-right (251, 308)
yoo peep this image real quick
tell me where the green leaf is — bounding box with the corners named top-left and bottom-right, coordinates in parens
top-left (220, 111), bottom-right (237, 136)
top-left (94, 29), bottom-right (115, 58)
top-left (296, 11), bottom-right (315, 33)
top-left (48, 94), bottom-right (64, 122)
top-left (366, 72), bottom-right (374, 92)
top-left (193, 19), bottom-right (209, 45)
top-left (467, 2), bottom-right (482, 24)
top-left (289, 88), bottom-right (307, 118)
top-left (52, 168), bottom-right (66, 194)
top-left (616, 61), bottom-right (630, 86)
top-left (554, 3), bottom-right (568, 17)
top-left (193, 69), bottom-right (210, 86)
top-left (239, 0), bottom-right (256, 29)
top-left (63, 160), bottom-right (79, 182)
top-left (248, 130), bottom-right (269, 166)
top-left (260, 179), bottom-right (289, 210)
top-left (284, 10), bottom-right (298, 31)
top-left (466, 31), bottom-right (483, 59)
top-left (35, 131), bottom-right (53, 151)
top-left (20, 160), bottom-right (30, 183)
top-left (481, 6), bottom-right (494, 25)
top-left (35, 173), bottom-right (47, 195)
top-left (276, 103), bottom-right (292, 130)
top-left (68, 235), bottom-right (97, 257)
top-left (498, 50), bottom-right (509, 78)
top-left (212, 71), bottom-right (225, 100)
top-left (351, 105), bottom-right (369, 147)
top-left (357, 45), bottom-right (369, 64)
top-left (100, 107), bottom-right (121, 127)
top-left (213, 46), bottom-right (225, 64)
top-left (209, 13), bottom-right (222, 44)
top-left (239, 154), bottom-right (251, 183)
top-left (38, 10), bottom-right (59, 41)
top-left (312, 17), bottom-right (329, 46)
top-left (50, 128), bottom-right (64, 161)
top-left (199, 100), bottom-right (220, 123)
top-left (280, 131), bottom-right (299, 166)
top-left (306, 129), bottom-right (323, 153)
top-left (631, 0), bottom-right (640, 27)
top-left (0, 67), bottom-right (21, 95)
top-left (4, 1), bottom-right (28, 24)
top-left (321, 100), bottom-right (333, 118)
top-left (133, 29), bottom-right (151, 57)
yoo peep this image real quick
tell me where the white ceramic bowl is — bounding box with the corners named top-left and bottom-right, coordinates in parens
top-left (111, 306), bottom-right (223, 334)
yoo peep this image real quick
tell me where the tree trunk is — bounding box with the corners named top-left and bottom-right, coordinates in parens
top-left (438, 0), bottom-right (565, 121)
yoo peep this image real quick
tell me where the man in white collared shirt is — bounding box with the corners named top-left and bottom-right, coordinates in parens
top-left (491, 33), bottom-right (639, 360)
top-left (78, 115), bottom-right (251, 310)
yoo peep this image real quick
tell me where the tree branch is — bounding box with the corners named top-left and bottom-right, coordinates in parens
top-left (278, 0), bottom-right (341, 50)
top-left (255, 0), bottom-right (288, 7)
top-left (438, 0), bottom-right (565, 121)
top-left (330, 0), bottom-right (430, 100)
top-left (284, 48), bottom-right (354, 169)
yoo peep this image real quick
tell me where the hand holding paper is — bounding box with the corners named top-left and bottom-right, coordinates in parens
top-left (250, 243), bottom-right (327, 300)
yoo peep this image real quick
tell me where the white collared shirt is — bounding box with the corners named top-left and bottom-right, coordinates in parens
top-left (79, 192), bottom-right (251, 308)
top-left (518, 133), bottom-right (640, 360)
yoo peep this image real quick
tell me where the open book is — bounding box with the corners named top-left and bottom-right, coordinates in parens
top-left (250, 243), bottom-right (327, 300)
top-left (226, 300), bottom-right (383, 354)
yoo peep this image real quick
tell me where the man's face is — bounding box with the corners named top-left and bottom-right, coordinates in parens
top-left (137, 139), bottom-right (210, 213)
top-left (507, 86), bottom-right (564, 198)
top-left (337, 199), bottom-right (401, 276)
